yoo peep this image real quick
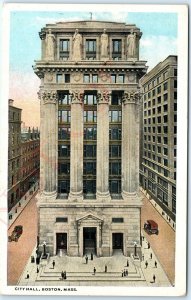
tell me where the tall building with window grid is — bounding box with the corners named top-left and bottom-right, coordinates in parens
top-left (140, 55), bottom-right (177, 223)
top-left (34, 21), bottom-right (147, 257)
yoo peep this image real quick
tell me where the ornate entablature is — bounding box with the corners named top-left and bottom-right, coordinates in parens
top-left (122, 90), bottom-right (141, 105)
top-left (38, 90), bottom-right (58, 105)
top-left (70, 90), bottom-right (84, 104)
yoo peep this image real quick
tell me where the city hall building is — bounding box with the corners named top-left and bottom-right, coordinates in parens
top-left (34, 21), bottom-right (147, 257)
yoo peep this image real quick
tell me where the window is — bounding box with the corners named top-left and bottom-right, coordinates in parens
top-left (64, 74), bottom-right (70, 83)
top-left (111, 91), bottom-right (122, 105)
top-left (84, 94), bottom-right (97, 105)
top-left (112, 39), bottom-right (122, 60)
top-left (174, 68), bottom-right (177, 76)
top-left (164, 148), bottom-right (168, 155)
top-left (86, 39), bottom-right (96, 60)
top-left (58, 127), bottom-right (70, 140)
top-left (148, 92), bottom-right (151, 99)
top-left (163, 115), bottom-right (168, 123)
top-left (174, 103), bottom-right (177, 111)
top-left (109, 127), bottom-right (121, 140)
top-left (157, 106), bottom-right (161, 114)
top-left (174, 80), bottom-right (177, 88)
top-left (56, 217), bottom-right (68, 222)
top-left (164, 94), bottom-right (168, 101)
top-left (58, 93), bottom-right (70, 105)
top-left (157, 146), bottom-right (161, 153)
top-left (163, 104), bottom-right (168, 112)
top-left (157, 96), bottom-right (161, 104)
top-left (152, 89), bottom-right (156, 97)
top-left (109, 110), bottom-right (122, 122)
top-left (58, 145), bottom-right (70, 157)
top-left (111, 75), bottom-right (116, 83)
top-left (174, 115), bottom-right (177, 122)
top-left (164, 169), bottom-right (169, 177)
top-left (83, 180), bottom-right (96, 194)
top-left (58, 180), bottom-right (70, 194)
top-left (157, 86), bottom-right (161, 94)
top-left (163, 82), bottom-right (168, 91)
top-left (58, 163), bottom-right (70, 175)
top-left (112, 218), bottom-right (123, 223)
top-left (84, 145), bottom-right (96, 157)
top-left (163, 126), bottom-right (168, 134)
top-left (84, 74), bottom-right (90, 83)
top-left (84, 127), bottom-right (97, 140)
top-left (109, 145), bottom-right (121, 157)
top-left (157, 116), bottom-right (161, 123)
top-left (174, 92), bottom-right (177, 99)
top-left (157, 136), bottom-right (161, 143)
top-left (84, 111), bottom-right (97, 122)
top-left (84, 162), bottom-right (96, 175)
top-left (58, 110), bottom-right (71, 123)
top-left (92, 74), bottom-right (98, 83)
top-left (59, 39), bottom-right (70, 60)
top-left (158, 156), bottom-right (161, 163)
top-left (56, 74), bottom-right (62, 83)
top-left (152, 99), bottom-right (156, 106)
top-left (164, 159), bottom-right (168, 166)
top-left (164, 137), bottom-right (168, 144)
top-left (118, 75), bottom-right (124, 83)
top-left (109, 162), bottom-right (121, 175)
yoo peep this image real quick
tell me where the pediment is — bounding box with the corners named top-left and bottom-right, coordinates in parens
top-left (76, 212), bottom-right (103, 223)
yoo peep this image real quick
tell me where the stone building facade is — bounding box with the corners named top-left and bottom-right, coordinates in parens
top-left (8, 99), bottom-right (22, 212)
top-left (140, 55), bottom-right (177, 222)
top-left (20, 126), bottom-right (40, 197)
top-left (34, 21), bottom-right (147, 257)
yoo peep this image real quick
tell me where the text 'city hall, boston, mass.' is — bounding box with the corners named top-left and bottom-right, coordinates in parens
top-left (33, 20), bottom-right (147, 257)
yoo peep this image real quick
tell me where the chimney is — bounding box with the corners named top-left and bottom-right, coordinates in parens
top-left (9, 99), bottom-right (14, 106)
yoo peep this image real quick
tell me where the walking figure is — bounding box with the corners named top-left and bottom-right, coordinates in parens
top-left (123, 269), bottom-right (126, 277)
top-left (64, 271), bottom-right (67, 279)
top-left (91, 252), bottom-right (93, 260)
top-left (93, 267), bottom-right (96, 275)
top-left (105, 265), bottom-right (107, 273)
top-left (153, 274), bottom-right (156, 283)
top-left (154, 261), bottom-right (157, 268)
top-left (26, 271), bottom-right (29, 279)
top-left (142, 235), bottom-right (145, 241)
top-left (36, 267), bottom-right (39, 273)
top-left (148, 242), bottom-right (150, 249)
top-left (126, 259), bottom-right (129, 267)
top-left (61, 271), bottom-right (64, 280)
top-left (125, 269), bottom-right (128, 276)
top-left (52, 260), bottom-right (55, 269)
top-left (122, 271), bottom-right (124, 277)
top-left (150, 253), bottom-right (152, 259)
top-left (85, 255), bottom-right (88, 264)
top-left (142, 254), bottom-right (144, 261)
top-left (145, 261), bottom-right (148, 269)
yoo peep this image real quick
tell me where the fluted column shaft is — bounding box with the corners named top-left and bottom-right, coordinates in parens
top-left (122, 91), bottom-right (140, 199)
top-left (96, 91), bottom-right (111, 201)
top-left (69, 90), bottom-right (84, 201)
top-left (40, 90), bottom-right (57, 199)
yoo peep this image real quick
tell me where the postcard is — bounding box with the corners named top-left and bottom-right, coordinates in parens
top-left (0, 3), bottom-right (188, 297)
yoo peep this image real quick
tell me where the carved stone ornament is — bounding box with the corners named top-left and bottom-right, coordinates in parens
top-left (45, 73), bottom-right (53, 82)
top-left (97, 90), bottom-right (111, 104)
top-left (38, 90), bottom-right (57, 104)
top-left (122, 91), bottom-right (141, 104)
top-left (70, 90), bottom-right (84, 104)
top-left (73, 73), bottom-right (81, 82)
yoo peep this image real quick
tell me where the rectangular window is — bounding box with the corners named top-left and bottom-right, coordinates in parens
top-left (84, 127), bottom-right (97, 140)
top-left (84, 145), bottom-right (96, 157)
top-left (58, 93), bottom-right (70, 105)
top-left (118, 75), bottom-right (124, 83)
top-left (111, 74), bottom-right (116, 83)
top-left (56, 74), bottom-right (62, 83)
top-left (58, 110), bottom-right (71, 123)
top-left (163, 115), bottom-right (168, 123)
top-left (84, 94), bottom-right (97, 105)
top-left (152, 89), bottom-right (156, 97)
top-left (109, 127), bottom-right (121, 140)
top-left (112, 39), bottom-right (122, 60)
top-left (58, 145), bottom-right (70, 157)
top-left (109, 162), bottom-right (121, 175)
top-left (157, 86), bottom-right (161, 94)
top-left (174, 80), bottom-right (177, 88)
top-left (164, 93), bottom-right (168, 101)
top-left (56, 217), bottom-right (68, 222)
top-left (163, 82), bottom-right (168, 91)
top-left (58, 180), bottom-right (70, 194)
top-left (164, 148), bottom-right (168, 156)
top-left (84, 110), bottom-right (97, 122)
top-left (112, 218), bottom-right (123, 223)
top-left (64, 74), bottom-right (70, 83)
top-left (86, 39), bottom-right (96, 60)
top-left (84, 162), bottom-right (96, 175)
top-left (59, 39), bottom-right (70, 60)
top-left (58, 127), bottom-right (70, 140)
top-left (92, 74), bottom-right (98, 83)
top-left (109, 145), bottom-right (121, 157)
top-left (58, 163), bottom-right (70, 175)
top-left (84, 74), bottom-right (90, 83)
top-left (109, 110), bottom-right (122, 122)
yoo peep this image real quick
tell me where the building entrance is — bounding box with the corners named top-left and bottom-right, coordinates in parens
top-left (112, 233), bottom-right (123, 251)
top-left (83, 227), bottom-right (96, 255)
top-left (56, 233), bottom-right (67, 254)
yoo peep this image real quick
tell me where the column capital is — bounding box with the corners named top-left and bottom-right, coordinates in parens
top-left (122, 90), bottom-right (141, 105)
top-left (70, 90), bottom-right (84, 104)
top-left (97, 90), bottom-right (111, 104)
top-left (38, 90), bottom-right (57, 105)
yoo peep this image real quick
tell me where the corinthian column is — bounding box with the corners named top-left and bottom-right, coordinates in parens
top-left (96, 91), bottom-right (111, 201)
top-left (122, 90), bottom-right (140, 201)
top-left (39, 90), bottom-right (58, 200)
top-left (68, 90), bottom-right (84, 201)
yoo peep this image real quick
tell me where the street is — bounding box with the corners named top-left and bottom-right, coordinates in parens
top-left (7, 194), bottom-right (38, 285)
top-left (141, 194), bottom-right (175, 285)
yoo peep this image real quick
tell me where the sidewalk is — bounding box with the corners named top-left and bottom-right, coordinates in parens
top-left (8, 181), bottom-right (39, 228)
top-left (140, 188), bottom-right (176, 231)
top-left (18, 233), bottom-right (171, 287)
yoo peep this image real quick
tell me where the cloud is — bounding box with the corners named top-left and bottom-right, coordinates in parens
top-left (140, 35), bottom-right (177, 69)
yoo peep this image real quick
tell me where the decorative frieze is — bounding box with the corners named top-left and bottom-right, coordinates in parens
top-left (38, 90), bottom-right (57, 105)
top-left (97, 90), bottom-right (111, 104)
top-left (70, 90), bottom-right (84, 104)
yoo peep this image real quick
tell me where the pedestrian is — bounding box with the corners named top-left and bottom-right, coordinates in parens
top-left (93, 267), bottom-right (96, 275)
top-left (122, 270), bottom-right (124, 277)
top-left (85, 254), bottom-right (88, 264)
top-left (15, 208), bottom-right (17, 214)
top-left (125, 269), bottom-right (128, 276)
top-left (145, 260), bottom-right (148, 269)
top-left (142, 235), bottom-right (145, 241)
top-left (91, 252), bottom-right (93, 260)
top-left (150, 253), bottom-right (152, 259)
top-left (126, 259), bottom-right (129, 267)
top-left (52, 260), bottom-right (55, 269)
top-left (61, 271), bottom-right (64, 280)
top-left (26, 271), bottom-right (29, 279)
top-left (105, 265), bottom-right (107, 273)
top-left (153, 274), bottom-right (156, 283)
top-left (123, 269), bottom-right (126, 277)
top-left (64, 271), bottom-right (67, 279)
top-left (36, 267), bottom-right (39, 273)
top-left (154, 261), bottom-right (157, 268)
top-left (18, 202), bottom-right (21, 207)
top-left (148, 242), bottom-right (150, 249)
top-left (142, 254), bottom-right (144, 261)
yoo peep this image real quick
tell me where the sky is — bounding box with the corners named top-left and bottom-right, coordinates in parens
top-left (8, 10), bottom-right (178, 127)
